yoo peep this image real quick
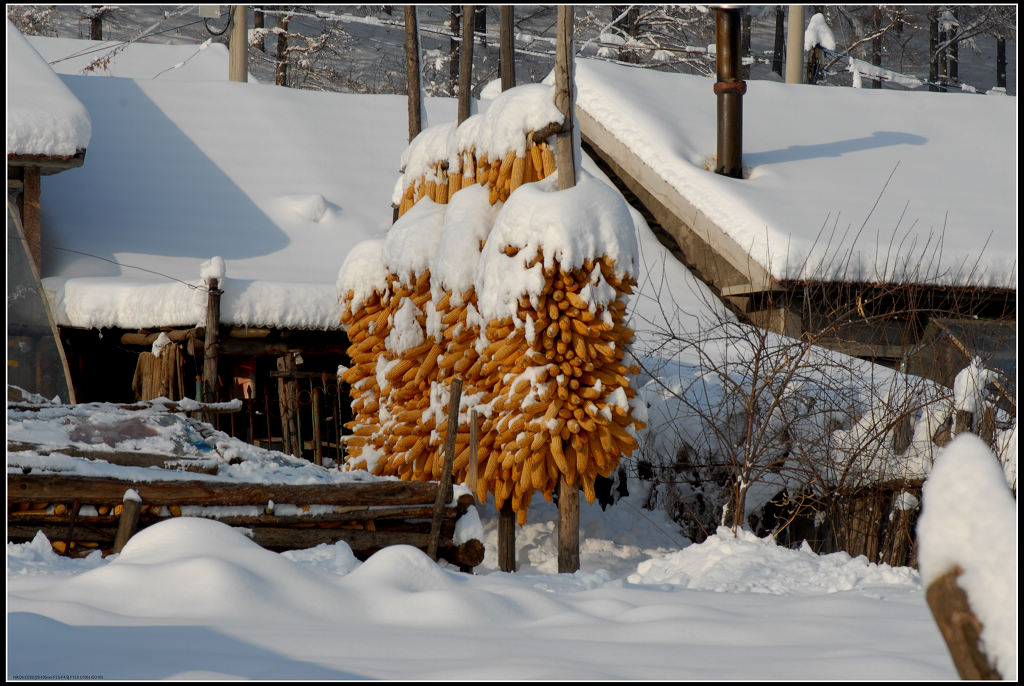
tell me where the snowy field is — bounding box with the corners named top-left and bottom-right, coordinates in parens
top-left (8, 492), bottom-right (956, 681)
top-left (7, 394), bottom-right (969, 680)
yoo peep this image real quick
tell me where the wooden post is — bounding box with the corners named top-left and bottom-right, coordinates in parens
top-left (23, 167), bottom-right (41, 274)
top-left (467, 409), bottom-right (479, 495)
top-left (405, 5), bottom-right (423, 141)
top-left (112, 490), bottom-right (142, 554)
top-left (277, 355), bottom-right (299, 457)
top-left (557, 476), bottom-right (580, 573)
top-left (499, 6), bottom-right (515, 91)
top-left (498, 500), bottom-right (516, 572)
top-left (312, 386), bottom-right (323, 466)
top-left (275, 9), bottom-right (289, 86)
top-left (926, 566), bottom-right (1002, 679)
top-left (554, 5), bottom-right (576, 190)
top-left (785, 5), bottom-right (804, 84)
top-left (429, 378), bottom-right (463, 561)
top-left (202, 278), bottom-right (222, 408)
top-left (63, 500), bottom-right (80, 557)
top-left (229, 5), bottom-right (248, 82)
top-left (554, 5), bottom-right (580, 574)
top-left (458, 5), bottom-right (474, 125)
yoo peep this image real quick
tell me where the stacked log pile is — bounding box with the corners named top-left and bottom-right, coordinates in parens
top-left (338, 84), bottom-right (646, 526)
top-left (7, 473), bottom-right (483, 567)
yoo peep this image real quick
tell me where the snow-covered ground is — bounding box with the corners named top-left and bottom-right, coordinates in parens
top-left (9, 491), bottom-right (956, 681)
top-left (5, 390), bottom-right (980, 680)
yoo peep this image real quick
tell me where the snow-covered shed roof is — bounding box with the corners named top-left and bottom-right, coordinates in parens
top-left (6, 20), bottom-right (91, 161)
top-left (19, 36), bottom-right (456, 331)
top-left (574, 59), bottom-right (1017, 291)
top-left (25, 33), bottom-right (256, 83)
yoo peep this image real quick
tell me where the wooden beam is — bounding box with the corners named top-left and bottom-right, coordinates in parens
top-left (22, 166), bottom-right (41, 273)
top-left (7, 151), bottom-right (87, 173)
top-left (7, 474), bottom-right (442, 508)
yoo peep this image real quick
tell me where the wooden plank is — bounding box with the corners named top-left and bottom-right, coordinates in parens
top-left (7, 442), bottom-right (218, 474)
top-left (7, 474), bottom-right (441, 507)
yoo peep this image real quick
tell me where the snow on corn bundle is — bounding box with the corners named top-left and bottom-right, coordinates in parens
top-left (338, 84), bottom-right (646, 525)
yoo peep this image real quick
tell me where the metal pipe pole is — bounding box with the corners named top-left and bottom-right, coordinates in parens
top-left (714, 7), bottom-right (745, 179)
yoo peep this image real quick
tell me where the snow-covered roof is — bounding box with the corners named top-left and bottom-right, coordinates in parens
top-left (6, 20), bottom-right (91, 158)
top-left (574, 59), bottom-right (1017, 290)
top-left (20, 36), bottom-right (455, 331)
top-left (26, 33), bottom-right (256, 82)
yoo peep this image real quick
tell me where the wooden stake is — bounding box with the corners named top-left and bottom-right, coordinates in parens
top-left (499, 6), bottom-right (515, 91)
top-left (554, 6), bottom-right (576, 190)
top-left (925, 565), bottom-right (1002, 679)
top-left (458, 5), bottom-right (474, 125)
top-left (429, 377), bottom-right (463, 561)
top-left (557, 473), bottom-right (580, 573)
top-left (498, 499), bottom-right (516, 572)
top-left (112, 491), bottom-right (142, 554)
top-left (405, 5), bottom-right (423, 141)
top-left (468, 409), bottom-right (479, 495)
top-left (202, 278), bottom-right (222, 407)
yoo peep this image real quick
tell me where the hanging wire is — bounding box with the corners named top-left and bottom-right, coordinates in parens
top-left (10, 230), bottom-right (208, 292)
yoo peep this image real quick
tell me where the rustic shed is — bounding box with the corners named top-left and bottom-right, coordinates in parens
top-left (573, 58), bottom-right (1016, 381)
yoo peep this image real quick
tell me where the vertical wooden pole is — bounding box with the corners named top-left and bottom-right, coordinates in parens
top-left (554, 5), bottom-right (576, 191)
top-left (63, 500), bottom-right (80, 557)
top-left (229, 5), bottom-right (248, 82)
top-left (405, 5), bottom-right (423, 141)
top-left (557, 477), bottom-right (580, 573)
top-left (275, 9), bottom-right (289, 86)
top-left (202, 278), bottom-right (222, 408)
top-left (499, 6), bottom-right (515, 91)
top-left (312, 386), bottom-right (323, 466)
top-left (429, 377), bottom-right (463, 561)
top-left (498, 500), bottom-right (516, 572)
top-left (112, 492), bottom-right (142, 554)
top-left (772, 5), bottom-right (785, 77)
top-left (458, 5), bottom-right (474, 125)
top-left (468, 409), bottom-right (479, 495)
top-left (23, 167), bottom-right (41, 274)
top-left (277, 355), bottom-right (298, 457)
top-left (554, 5), bottom-right (580, 574)
top-left (785, 5), bottom-right (804, 84)
top-left (264, 387), bottom-right (273, 450)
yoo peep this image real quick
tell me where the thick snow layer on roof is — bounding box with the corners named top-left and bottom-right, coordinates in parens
top-left (35, 74), bottom-right (455, 330)
top-left (26, 34), bottom-right (253, 82)
top-left (6, 21), bottom-right (91, 156)
top-left (574, 59), bottom-right (1017, 289)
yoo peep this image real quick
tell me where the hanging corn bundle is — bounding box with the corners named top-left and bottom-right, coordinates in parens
top-left (338, 84), bottom-right (646, 525)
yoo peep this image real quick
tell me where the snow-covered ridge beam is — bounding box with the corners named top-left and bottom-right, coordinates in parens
top-left (576, 104), bottom-right (778, 298)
